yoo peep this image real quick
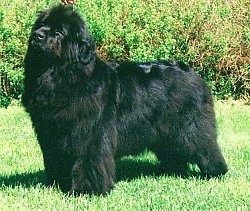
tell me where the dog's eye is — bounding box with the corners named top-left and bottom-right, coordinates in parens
top-left (55, 31), bottom-right (64, 37)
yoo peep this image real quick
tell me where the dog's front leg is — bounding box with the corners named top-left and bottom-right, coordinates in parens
top-left (70, 153), bottom-right (115, 195)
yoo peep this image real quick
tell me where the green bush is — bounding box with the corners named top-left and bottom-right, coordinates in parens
top-left (0, 0), bottom-right (249, 107)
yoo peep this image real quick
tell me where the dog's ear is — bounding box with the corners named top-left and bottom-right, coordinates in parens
top-left (77, 29), bottom-right (96, 64)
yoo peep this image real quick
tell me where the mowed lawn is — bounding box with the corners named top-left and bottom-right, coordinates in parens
top-left (0, 101), bottom-right (249, 210)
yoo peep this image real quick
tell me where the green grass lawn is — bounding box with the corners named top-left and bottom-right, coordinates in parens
top-left (0, 101), bottom-right (249, 210)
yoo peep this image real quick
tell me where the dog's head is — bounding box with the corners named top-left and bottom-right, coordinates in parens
top-left (27, 4), bottom-right (96, 64)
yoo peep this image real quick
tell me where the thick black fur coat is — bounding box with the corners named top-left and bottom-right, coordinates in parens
top-left (22, 5), bottom-right (228, 195)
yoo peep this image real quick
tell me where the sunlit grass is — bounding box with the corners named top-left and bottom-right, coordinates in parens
top-left (0, 101), bottom-right (249, 210)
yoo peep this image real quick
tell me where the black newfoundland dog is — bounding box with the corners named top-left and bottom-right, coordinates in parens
top-left (22, 4), bottom-right (228, 195)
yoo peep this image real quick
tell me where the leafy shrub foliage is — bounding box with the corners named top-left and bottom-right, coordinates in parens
top-left (0, 0), bottom-right (249, 107)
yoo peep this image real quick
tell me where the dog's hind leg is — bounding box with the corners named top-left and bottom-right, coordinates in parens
top-left (172, 113), bottom-right (228, 178)
top-left (188, 114), bottom-right (228, 177)
top-left (152, 106), bottom-right (228, 178)
top-left (193, 137), bottom-right (228, 177)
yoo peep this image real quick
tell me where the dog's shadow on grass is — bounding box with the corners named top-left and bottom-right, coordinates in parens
top-left (0, 170), bottom-right (46, 189)
top-left (0, 160), bottom-right (159, 189)
top-left (0, 159), bottom-right (202, 190)
top-left (115, 159), bottom-right (202, 182)
top-left (116, 158), bottom-right (162, 182)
